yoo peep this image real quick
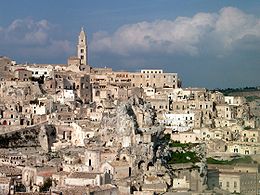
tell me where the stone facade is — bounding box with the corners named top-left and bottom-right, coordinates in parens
top-left (0, 28), bottom-right (259, 195)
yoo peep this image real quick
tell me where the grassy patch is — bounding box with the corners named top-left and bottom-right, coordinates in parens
top-left (168, 151), bottom-right (201, 164)
top-left (207, 157), bottom-right (230, 164)
top-left (217, 87), bottom-right (260, 96)
top-left (169, 142), bottom-right (189, 148)
top-left (231, 156), bottom-right (254, 164)
top-left (162, 134), bottom-right (171, 143)
top-left (207, 156), bottom-right (254, 165)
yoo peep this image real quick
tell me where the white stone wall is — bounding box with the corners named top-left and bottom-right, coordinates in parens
top-left (161, 113), bottom-right (195, 132)
top-left (171, 132), bottom-right (198, 143)
top-left (27, 66), bottom-right (53, 78)
top-left (57, 90), bottom-right (75, 104)
top-left (172, 176), bottom-right (189, 189)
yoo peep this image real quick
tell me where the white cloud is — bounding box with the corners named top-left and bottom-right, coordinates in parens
top-left (0, 18), bottom-right (73, 60)
top-left (2, 18), bottom-right (50, 45)
top-left (91, 7), bottom-right (260, 56)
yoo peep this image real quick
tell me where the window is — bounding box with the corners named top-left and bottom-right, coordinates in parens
top-left (219, 182), bottom-right (222, 187)
top-left (226, 181), bottom-right (229, 187)
top-left (81, 49), bottom-right (84, 53)
top-left (234, 181), bottom-right (237, 188)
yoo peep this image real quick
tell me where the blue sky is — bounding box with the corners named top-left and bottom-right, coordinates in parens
top-left (0, 0), bottom-right (260, 88)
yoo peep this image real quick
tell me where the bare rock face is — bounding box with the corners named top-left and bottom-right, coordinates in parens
top-left (98, 96), bottom-right (210, 192)
top-left (100, 97), bottom-right (173, 188)
top-left (38, 126), bottom-right (49, 152)
top-left (116, 103), bottom-right (137, 136)
top-left (38, 125), bottom-right (56, 152)
top-left (193, 144), bottom-right (208, 191)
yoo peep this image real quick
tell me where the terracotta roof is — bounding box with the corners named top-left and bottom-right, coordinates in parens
top-left (52, 171), bottom-right (70, 176)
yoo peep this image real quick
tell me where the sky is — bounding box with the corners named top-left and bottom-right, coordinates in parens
top-left (0, 0), bottom-right (260, 89)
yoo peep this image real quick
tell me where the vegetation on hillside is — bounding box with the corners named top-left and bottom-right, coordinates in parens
top-left (245, 96), bottom-right (260, 102)
top-left (168, 150), bottom-right (201, 164)
top-left (166, 139), bottom-right (201, 164)
top-left (214, 86), bottom-right (260, 96)
top-left (207, 156), bottom-right (254, 165)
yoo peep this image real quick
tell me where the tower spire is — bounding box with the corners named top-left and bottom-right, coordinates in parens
top-left (77, 27), bottom-right (88, 65)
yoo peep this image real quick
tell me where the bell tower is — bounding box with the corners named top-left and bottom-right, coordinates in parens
top-left (77, 27), bottom-right (88, 65)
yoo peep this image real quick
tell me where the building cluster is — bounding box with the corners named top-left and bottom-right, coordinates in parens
top-left (0, 28), bottom-right (259, 195)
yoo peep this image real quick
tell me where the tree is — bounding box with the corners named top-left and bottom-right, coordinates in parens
top-left (39, 178), bottom-right (52, 192)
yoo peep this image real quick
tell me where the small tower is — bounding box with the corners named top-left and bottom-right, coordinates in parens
top-left (77, 27), bottom-right (88, 65)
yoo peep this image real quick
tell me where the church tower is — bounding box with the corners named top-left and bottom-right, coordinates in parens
top-left (77, 27), bottom-right (88, 65)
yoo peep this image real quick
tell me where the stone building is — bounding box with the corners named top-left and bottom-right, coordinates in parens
top-left (130, 69), bottom-right (179, 89)
top-left (14, 69), bottom-right (32, 81)
top-left (208, 164), bottom-right (259, 195)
